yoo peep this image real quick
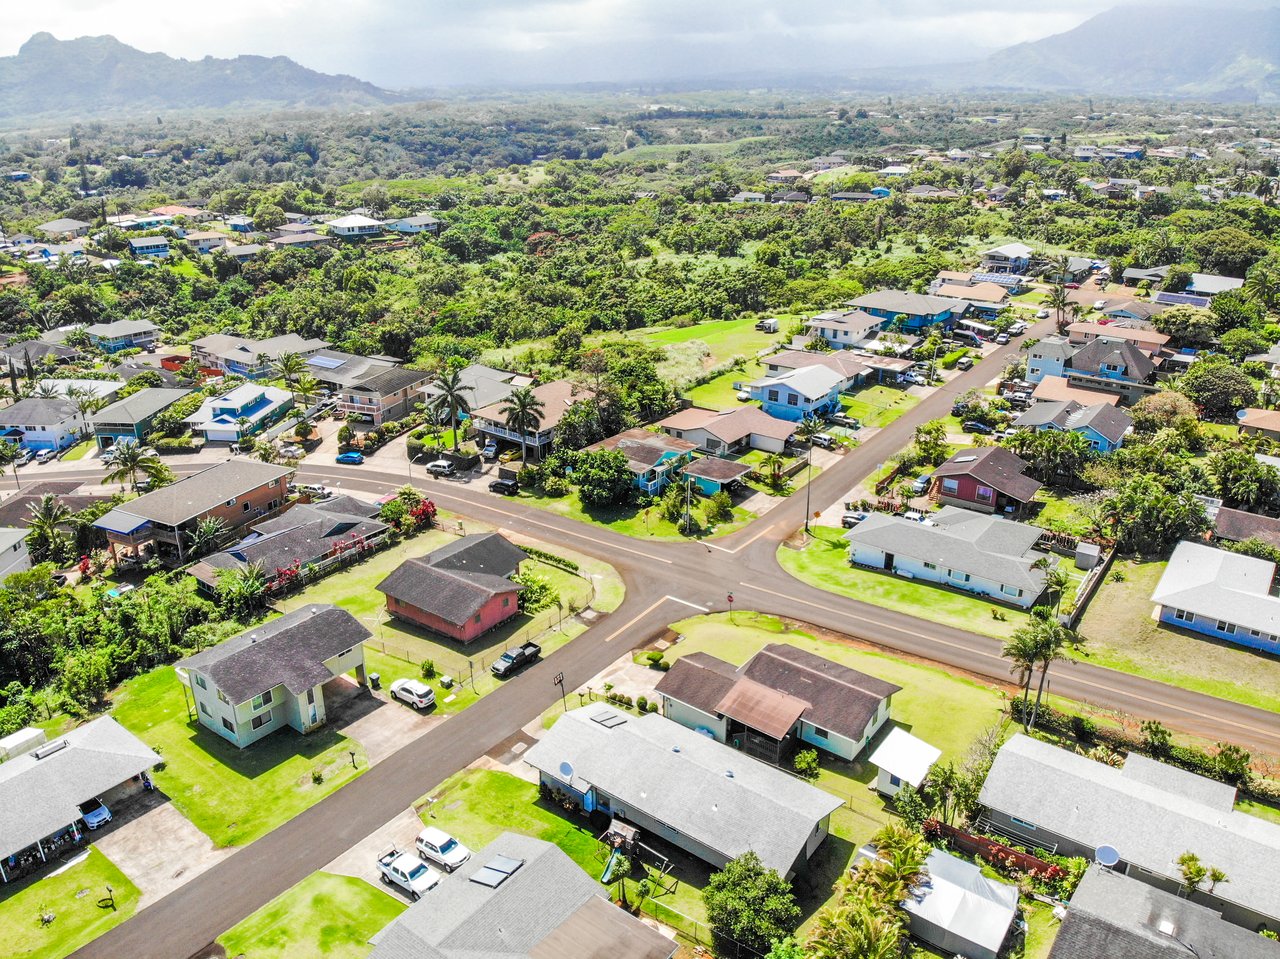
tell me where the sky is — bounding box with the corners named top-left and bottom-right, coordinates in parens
top-left (0, 1), bottom-right (1261, 87)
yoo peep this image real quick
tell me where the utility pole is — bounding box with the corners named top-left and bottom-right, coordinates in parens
top-left (803, 442), bottom-right (814, 534)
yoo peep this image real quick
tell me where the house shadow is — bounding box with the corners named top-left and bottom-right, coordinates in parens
top-left (792, 832), bottom-right (857, 920)
top-left (178, 711), bottom-right (351, 781)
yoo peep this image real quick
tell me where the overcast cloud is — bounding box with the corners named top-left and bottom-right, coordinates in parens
top-left (0, 1), bottom-right (1258, 87)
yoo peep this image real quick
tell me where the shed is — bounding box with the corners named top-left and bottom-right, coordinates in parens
top-left (867, 727), bottom-right (940, 796)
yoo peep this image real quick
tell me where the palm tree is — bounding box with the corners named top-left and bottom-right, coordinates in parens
top-left (216, 561), bottom-right (269, 618)
top-left (1002, 626), bottom-right (1041, 727)
top-left (1029, 614), bottom-right (1078, 730)
top-left (1206, 866), bottom-right (1229, 893)
top-left (32, 381), bottom-right (60, 399)
top-left (0, 439), bottom-right (19, 491)
top-left (1045, 284), bottom-right (1070, 331)
top-left (186, 516), bottom-right (230, 559)
top-left (761, 452), bottom-right (786, 490)
top-left (66, 387), bottom-right (105, 438)
top-left (101, 439), bottom-right (167, 491)
top-left (273, 351), bottom-right (306, 402)
top-left (1042, 566), bottom-right (1072, 612)
top-left (294, 372), bottom-right (319, 409)
top-left (431, 367), bottom-right (474, 453)
top-left (499, 386), bottom-right (546, 464)
top-left (794, 415), bottom-right (826, 443)
top-left (26, 494), bottom-right (71, 564)
top-left (807, 889), bottom-right (903, 959)
top-left (1244, 268), bottom-right (1280, 313)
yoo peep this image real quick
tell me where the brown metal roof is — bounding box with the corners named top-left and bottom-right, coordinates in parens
top-left (714, 677), bottom-right (810, 740)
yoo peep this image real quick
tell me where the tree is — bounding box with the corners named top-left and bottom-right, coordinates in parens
top-left (1152, 305), bottom-right (1218, 345)
top-left (430, 366), bottom-right (474, 453)
top-left (807, 890), bottom-right (903, 959)
top-left (1046, 283), bottom-right (1070, 330)
top-left (1101, 475), bottom-right (1209, 553)
top-left (703, 852), bottom-right (801, 955)
top-left (575, 449), bottom-right (634, 507)
top-left (26, 494), bottom-right (71, 565)
top-left (1208, 449), bottom-right (1280, 508)
top-left (273, 351), bottom-right (306, 401)
top-left (101, 439), bottom-right (169, 491)
top-left (253, 203), bottom-right (286, 232)
top-left (60, 648), bottom-right (111, 713)
top-left (1243, 266), bottom-right (1280, 313)
top-left (500, 386), bottom-right (546, 464)
top-left (706, 490), bottom-right (734, 524)
top-left (1131, 391), bottom-right (1199, 433)
top-left (216, 562), bottom-right (269, 619)
top-left (912, 419), bottom-right (949, 465)
top-left (0, 439), bottom-right (17, 492)
top-left (65, 386), bottom-right (104, 436)
top-left (1003, 626), bottom-right (1041, 727)
top-left (1177, 851), bottom-right (1208, 895)
top-left (186, 516), bottom-right (230, 559)
top-left (793, 416), bottom-right (826, 444)
top-left (1177, 359), bottom-right (1258, 417)
top-left (1028, 614), bottom-right (1078, 730)
top-left (294, 372), bottom-right (319, 408)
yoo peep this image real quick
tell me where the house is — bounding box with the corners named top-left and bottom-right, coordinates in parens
top-left (127, 236), bottom-right (170, 258)
top-left (0, 527), bottom-right (31, 580)
top-left (35, 378), bottom-right (122, 402)
top-left (177, 604), bottom-right (370, 748)
top-left (936, 281), bottom-right (1008, 306)
top-left (803, 308), bottom-right (886, 350)
top-left (681, 455), bottom-right (754, 495)
top-left (190, 333), bottom-right (329, 377)
top-left (185, 383), bottom-right (294, 443)
top-left (1065, 336), bottom-right (1157, 403)
top-left (383, 214), bottom-right (441, 235)
top-left (0, 481), bottom-right (100, 529)
top-left (978, 733), bottom-right (1280, 931)
top-left (853, 846), bottom-right (1019, 959)
top-left (367, 833), bottom-right (677, 959)
top-left (223, 243), bottom-right (264, 262)
top-left (847, 290), bottom-right (968, 331)
top-left (0, 397), bottom-right (80, 450)
top-left (1048, 865), bottom-right (1279, 959)
top-left (1065, 322), bottom-right (1169, 353)
top-left (658, 405), bottom-right (795, 455)
top-left (269, 232), bottom-right (329, 250)
top-left (94, 459), bottom-right (293, 565)
top-left (84, 318), bottom-right (160, 353)
top-left (523, 706), bottom-right (843, 878)
top-left (1100, 299), bottom-right (1164, 323)
top-left (766, 169), bottom-right (802, 183)
top-left (327, 214), bottom-right (384, 238)
top-left (149, 204), bottom-right (208, 220)
top-left (1012, 400), bottom-right (1132, 451)
top-left (655, 644), bottom-right (899, 764)
top-left (190, 497), bottom-right (388, 596)
top-left (1187, 273), bottom-right (1244, 297)
top-left (0, 339), bottom-right (77, 370)
top-left (1150, 541), bottom-right (1280, 654)
top-left (879, 165), bottom-right (911, 177)
top-left (829, 191), bottom-right (875, 202)
top-left (587, 428), bottom-right (696, 495)
top-left (770, 190), bottom-right (810, 204)
top-left (0, 717), bottom-right (157, 883)
top-left (931, 447), bottom-right (1043, 516)
top-left (809, 156), bottom-right (846, 171)
top-left (1213, 506), bottom-right (1280, 550)
top-left (35, 218), bottom-right (90, 239)
top-left (845, 508), bottom-right (1053, 608)
top-left (334, 367), bottom-right (431, 426)
top-left (867, 726), bottom-right (940, 797)
top-left (730, 191), bottom-right (767, 203)
top-left (377, 533), bottom-right (526, 643)
top-left (420, 363), bottom-right (532, 419)
top-left (746, 365), bottom-right (844, 421)
top-left (1121, 265), bottom-right (1171, 287)
top-left (227, 215), bottom-right (254, 232)
top-left (110, 361), bottom-right (185, 388)
top-left (468, 379), bottom-right (593, 461)
top-left (1237, 408), bottom-right (1280, 440)
top-left (301, 349), bottom-right (398, 392)
top-left (980, 242), bottom-right (1034, 274)
top-left (904, 184), bottom-right (959, 200)
top-left (762, 350), bottom-right (870, 390)
top-left (1031, 375), bottom-right (1121, 407)
top-left (90, 388), bottom-right (191, 449)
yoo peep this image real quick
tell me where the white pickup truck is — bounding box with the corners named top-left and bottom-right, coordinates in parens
top-left (377, 848), bottom-right (440, 900)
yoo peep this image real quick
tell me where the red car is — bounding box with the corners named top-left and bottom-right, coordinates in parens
top-left (1064, 282), bottom-right (1081, 289)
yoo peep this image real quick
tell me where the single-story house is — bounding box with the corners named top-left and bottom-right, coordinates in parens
top-left (846, 507), bottom-right (1054, 608)
top-left (90, 388), bottom-right (192, 449)
top-left (868, 726), bottom-right (941, 797)
top-left (0, 481), bottom-right (100, 529)
top-left (746, 365), bottom-right (844, 422)
top-left (227, 215), bottom-right (254, 232)
top-left (36, 218), bottom-right (90, 239)
top-left (730, 191), bottom-right (767, 203)
top-left (1048, 865), bottom-right (1278, 959)
top-left (190, 333), bottom-right (329, 378)
top-left (931, 447), bottom-right (1043, 516)
top-left (936, 281), bottom-right (1008, 306)
top-left (0, 527), bottom-right (31, 580)
top-left (1213, 506), bottom-right (1280, 549)
top-left (1238, 408), bottom-right (1280, 441)
top-left (655, 644), bottom-right (899, 764)
top-left (383, 214), bottom-right (441, 235)
top-left (1031, 375), bottom-right (1121, 407)
top-left (1064, 322), bottom-right (1169, 353)
top-left (1121, 265), bottom-right (1171, 287)
top-left (766, 169), bottom-right (802, 183)
top-left (269, 231), bottom-right (330, 250)
top-left (980, 242), bottom-right (1034, 274)
top-left (185, 383), bottom-right (294, 442)
top-left (681, 455), bottom-right (754, 495)
top-left (761, 350), bottom-right (870, 390)
top-left (0, 339), bottom-right (81, 369)
top-left (184, 231), bottom-right (228, 254)
top-left (468, 379), bottom-right (593, 461)
top-left (524, 707), bottom-right (843, 878)
top-left (802, 309), bottom-right (885, 351)
top-left (327, 214), bottom-right (384, 238)
top-left (588, 428), bottom-right (696, 495)
top-left (128, 236), bottom-right (170, 258)
top-left (1187, 273), bottom-right (1244, 297)
top-left (854, 845), bottom-right (1018, 959)
top-left (847, 290), bottom-right (968, 331)
top-left (149, 204), bottom-right (209, 220)
top-left (334, 367), bottom-right (431, 427)
top-left (658, 405), bottom-right (795, 455)
top-left (367, 833), bottom-right (676, 959)
top-left (978, 733), bottom-right (1280, 932)
top-left (829, 191), bottom-right (875, 202)
top-left (224, 243), bottom-right (264, 261)
top-left (177, 604), bottom-right (370, 748)
top-left (1150, 541), bottom-right (1280, 654)
top-left (1100, 300), bottom-right (1164, 323)
top-left (377, 532), bottom-right (526, 643)
top-left (84, 318), bottom-right (160, 353)
top-left (0, 717), bottom-right (158, 882)
top-left (1012, 400), bottom-right (1132, 452)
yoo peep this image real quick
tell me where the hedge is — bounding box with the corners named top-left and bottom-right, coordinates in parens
top-left (521, 546), bottom-right (579, 572)
top-left (939, 348), bottom-right (969, 370)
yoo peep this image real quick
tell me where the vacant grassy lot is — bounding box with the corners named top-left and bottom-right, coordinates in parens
top-left (1076, 557), bottom-right (1280, 712)
top-left (2, 849), bottom-right (139, 959)
top-left (841, 384), bottom-right (920, 428)
top-left (685, 360), bottom-right (764, 410)
top-left (111, 668), bottom-right (366, 846)
top-left (216, 871), bottom-right (404, 959)
top-left (514, 486), bottom-right (754, 541)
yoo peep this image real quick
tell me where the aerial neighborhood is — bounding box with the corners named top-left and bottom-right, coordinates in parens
top-left (2, 36), bottom-right (1280, 959)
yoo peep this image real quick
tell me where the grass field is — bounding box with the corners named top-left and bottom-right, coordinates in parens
top-left (2, 849), bottom-right (139, 959)
top-left (684, 360), bottom-right (764, 410)
top-left (841, 384), bottom-right (920, 428)
top-left (614, 136), bottom-right (776, 161)
top-left (61, 440), bottom-right (94, 461)
top-left (1030, 489), bottom-right (1096, 537)
top-left (514, 486), bottom-right (755, 541)
top-left (1076, 557), bottom-right (1280, 713)
top-left (216, 871), bottom-right (404, 959)
top-left (110, 667), bottom-right (367, 847)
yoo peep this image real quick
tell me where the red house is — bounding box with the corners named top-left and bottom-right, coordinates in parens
top-left (376, 533), bottom-right (526, 643)
top-left (930, 446), bottom-right (1043, 516)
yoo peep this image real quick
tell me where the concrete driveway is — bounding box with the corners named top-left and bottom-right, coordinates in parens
top-left (322, 805), bottom-right (425, 896)
top-left (325, 677), bottom-right (441, 766)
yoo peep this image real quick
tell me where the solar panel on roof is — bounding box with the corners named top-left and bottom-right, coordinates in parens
top-left (306, 355), bottom-right (345, 370)
top-left (972, 273), bottom-right (1024, 287)
top-left (488, 855), bottom-right (524, 875)
top-left (592, 711), bottom-right (627, 728)
top-left (1152, 291), bottom-right (1210, 308)
top-left (471, 866), bottom-right (508, 888)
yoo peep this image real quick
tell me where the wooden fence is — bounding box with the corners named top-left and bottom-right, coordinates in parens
top-left (930, 820), bottom-right (1057, 876)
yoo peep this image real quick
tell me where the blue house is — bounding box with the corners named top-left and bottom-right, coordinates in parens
top-left (747, 366), bottom-right (844, 422)
top-left (128, 236), bottom-right (170, 258)
top-left (1025, 337), bottom-right (1077, 383)
top-left (85, 319), bottom-right (159, 353)
top-left (588, 429), bottom-right (697, 495)
top-left (1012, 400), bottom-right (1132, 452)
top-left (227, 215), bottom-right (254, 233)
top-left (1152, 542), bottom-right (1280, 654)
top-left (847, 291), bottom-right (967, 332)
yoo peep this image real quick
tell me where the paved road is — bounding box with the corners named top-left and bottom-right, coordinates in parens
top-left (66, 324), bottom-right (1280, 959)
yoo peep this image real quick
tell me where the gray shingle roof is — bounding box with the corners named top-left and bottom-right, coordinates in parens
top-left (84, 319), bottom-right (158, 338)
top-left (0, 716), bottom-right (157, 856)
top-left (933, 447), bottom-right (1043, 503)
top-left (376, 533), bottom-right (525, 626)
top-left (1064, 402), bottom-right (1132, 443)
top-left (1150, 541), bottom-right (1280, 635)
top-left (0, 397), bottom-right (78, 426)
top-left (179, 604), bottom-right (370, 705)
top-left (850, 290), bottom-right (963, 317)
top-left (99, 459), bottom-right (292, 528)
top-left (197, 503), bottom-right (388, 581)
top-left (979, 734), bottom-right (1280, 923)
top-left (90, 388), bottom-right (191, 426)
top-left (1068, 337), bottom-right (1155, 380)
top-left (524, 707), bottom-right (842, 875)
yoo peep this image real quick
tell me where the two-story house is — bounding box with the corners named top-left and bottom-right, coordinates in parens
top-left (759, 350), bottom-right (870, 391)
top-left (190, 333), bottom-right (329, 377)
top-left (185, 383), bottom-right (294, 443)
top-left (931, 447), bottom-right (1043, 516)
top-left (127, 236), bottom-right (170, 258)
top-left (746, 366), bottom-right (844, 422)
top-left (1063, 337), bottom-right (1158, 404)
top-left (177, 604), bottom-right (370, 748)
top-left (91, 388), bottom-right (192, 450)
top-left (802, 309), bottom-right (885, 350)
top-left (980, 242), bottom-right (1034, 274)
top-left (335, 367), bottom-right (431, 426)
top-left (1026, 336), bottom-right (1079, 383)
top-left (468, 380), bottom-right (592, 462)
top-left (0, 527), bottom-right (31, 580)
top-left (184, 231), bottom-right (227, 254)
top-left (847, 291), bottom-right (968, 331)
top-left (0, 397), bottom-right (80, 451)
top-left (84, 319), bottom-right (160, 353)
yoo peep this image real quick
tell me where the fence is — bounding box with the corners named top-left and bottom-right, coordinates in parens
top-left (931, 820), bottom-right (1057, 875)
top-left (636, 897), bottom-right (766, 959)
top-left (1061, 546), bottom-right (1115, 629)
top-left (874, 464), bottom-right (905, 495)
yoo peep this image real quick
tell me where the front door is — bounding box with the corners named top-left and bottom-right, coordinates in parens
top-left (883, 552), bottom-right (894, 571)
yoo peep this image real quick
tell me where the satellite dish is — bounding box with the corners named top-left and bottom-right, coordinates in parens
top-left (1095, 844), bottom-right (1120, 867)
top-left (1236, 409), bottom-right (1248, 421)
top-left (558, 761), bottom-right (574, 782)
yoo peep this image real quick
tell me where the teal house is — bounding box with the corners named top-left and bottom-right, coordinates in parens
top-left (91, 388), bottom-right (192, 450)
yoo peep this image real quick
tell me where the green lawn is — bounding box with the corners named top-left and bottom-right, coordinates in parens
top-left (110, 668), bottom-right (367, 846)
top-left (513, 486), bottom-right (755, 541)
top-left (216, 871), bottom-right (405, 959)
top-left (685, 361), bottom-right (763, 410)
top-left (777, 526), bottom-right (1029, 640)
top-left (2, 849), bottom-right (139, 959)
top-left (1076, 558), bottom-right (1280, 713)
top-left (841, 384), bottom-right (920, 428)
top-left (61, 440), bottom-right (95, 461)
top-left (1030, 489), bottom-right (1096, 537)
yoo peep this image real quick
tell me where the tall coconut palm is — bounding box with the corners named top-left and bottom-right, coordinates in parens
top-left (66, 387), bottom-right (105, 437)
top-left (1244, 268), bottom-right (1280, 313)
top-left (499, 386), bottom-right (546, 464)
top-left (1002, 626), bottom-right (1042, 727)
top-left (273, 351), bottom-right (307, 402)
top-left (431, 366), bottom-right (474, 453)
top-left (1045, 284), bottom-right (1070, 330)
top-left (26, 494), bottom-right (71, 564)
top-left (101, 439), bottom-right (167, 491)
top-left (1029, 614), bottom-right (1078, 730)
top-left (794, 415), bottom-right (826, 443)
top-left (294, 372), bottom-right (319, 409)
top-left (32, 381), bottom-right (61, 399)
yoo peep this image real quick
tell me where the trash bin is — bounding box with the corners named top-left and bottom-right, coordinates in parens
top-left (369, 673), bottom-right (381, 690)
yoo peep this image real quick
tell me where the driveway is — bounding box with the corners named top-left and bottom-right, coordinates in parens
top-left (325, 677), bottom-right (441, 766)
top-left (90, 791), bottom-right (233, 908)
top-left (321, 805), bottom-right (425, 894)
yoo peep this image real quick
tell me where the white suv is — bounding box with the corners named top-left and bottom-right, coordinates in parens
top-left (390, 678), bottom-right (436, 710)
top-left (416, 827), bottom-right (471, 873)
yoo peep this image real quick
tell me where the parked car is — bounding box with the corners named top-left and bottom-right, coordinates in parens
top-left (491, 642), bottom-right (541, 678)
top-left (489, 478), bottom-right (520, 496)
top-left (415, 827), bottom-right (471, 873)
top-left (79, 797), bottom-right (111, 830)
top-left (14, 448), bottom-right (34, 466)
top-left (963, 420), bottom-right (994, 435)
top-left (828, 414), bottom-right (861, 429)
top-left (1008, 321), bottom-right (1028, 334)
top-left (902, 510), bottom-right (926, 523)
top-left (1035, 308), bottom-right (1050, 319)
top-left (279, 444), bottom-right (304, 459)
top-left (377, 848), bottom-right (440, 901)
top-left (911, 473), bottom-right (932, 495)
top-left (995, 332), bottom-right (1010, 345)
top-left (132, 478), bottom-right (153, 493)
top-left (34, 449), bottom-right (57, 464)
top-left (1093, 299), bottom-right (1108, 310)
top-left (811, 433), bottom-right (836, 449)
top-left (841, 510), bottom-right (868, 529)
top-left (481, 440), bottom-right (498, 460)
top-left (335, 451), bottom-right (365, 465)
top-left (294, 483), bottom-right (332, 499)
top-left (736, 390), bottom-right (752, 402)
top-left (389, 678), bottom-right (436, 710)
top-left (426, 459), bottom-right (456, 477)
top-left (955, 356), bottom-right (973, 371)
top-left (498, 448), bottom-right (522, 464)
top-left (1065, 282), bottom-right (1081, 290)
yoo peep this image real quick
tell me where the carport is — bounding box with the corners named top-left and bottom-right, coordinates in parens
top-left (0, 717), bottom-right (158, 883)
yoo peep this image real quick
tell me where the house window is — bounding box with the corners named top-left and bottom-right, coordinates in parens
top-left (216, 688), bottom-right (229, 705)
top-left (242, 502), bottom-right (251, 513)
top-left (1010, 817), bottom-right (1037, 831)
top-left (226, 498), bottom-right (237, 507)
top-left (1250, 628), bottom-right (1262, 638)
top-left (502, 597), bottom-right (510, 608)
top-left (1001, 585), bottom-right (1023, 597)
top-left (949, 570), bottom-right (971, 583)
top-left (307, 688), bottom-right (315, 705)
top-left (787, 394), bottom-right (798, 406)
top-left (195, 673), bottom-right (207, 690)
top-left (199, 702), bottom-right (210, 716)
top-left (1217, 621), bottom-right (1236, 635)
top-left (811, 726), bottom-right (829, 739)
top-left (251, 689), bottom-right (273, 711)
top-left (923, 562), bottom-right (936, 570)
top-left (767, 390), bottom-right (779, 403)
top-left (1173, 608), bottom-right (1192, 623)
top-left (889, 774), bottom-right (901, 787)
top-left (941, 478), bottom-right (959, 494)
top-left (474, 613), bottom-right (482, 624)
top-left (251, 713), bottom-right (271, 730)
top-left (221, 717), bottom-right (235, 733)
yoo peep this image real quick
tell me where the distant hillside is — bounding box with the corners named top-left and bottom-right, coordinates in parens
top-left (971, 6), bottom-right (1280, 101)
top-left (0, 33), bottom-right (404, 120)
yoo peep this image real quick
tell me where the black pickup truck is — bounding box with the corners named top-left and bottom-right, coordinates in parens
top-left (491, 642), bottom-right (541, 678)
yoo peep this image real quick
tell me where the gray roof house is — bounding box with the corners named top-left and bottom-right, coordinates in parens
top-left (177, 604), bottom-right (370, 748)
top-left (84, 318), bottom-right (160, 352)
top-left (421, 364), bottom-right (533, 414)
top-left (190, 333), bottom-right (329, 377)
top-left (368, 832), bottom-right (676, 959)
top-left (1150, 541), bottom-right (1280, 653)
top-left (524, 706), bottom-right (843, 877)
top-left (35, 217), bottom-right (91, 238)
top-left (1013, 399), bottom-right (1133, 450)
top-left (1049, 865), bottom-right (1280, 959)
top-left (978, 734), bottom-right (1280, 931)
top-left (90, 387), bottom-right (192, 448)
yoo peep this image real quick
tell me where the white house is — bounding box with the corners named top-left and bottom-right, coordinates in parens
top-left (84, 319), bottom-right (159, 353)
top-left (803, 308), bottom-right (885, 350)
top-left (1150, 541), bottom-right (1280, 655)
top-left (980, 242), bottom-right (1034, 274)
top-left (184, 231), bottom-right (228, 254)
top-left (0, 397), bottom-right (81, 450)
top-left (383, 214), bottom-right (440, 235)
top-left (868, 726), bottom-right (941, 797)
top-left (327, 214), bottom-right (384, 238)
top-left (658, 405), bottom-right (795, 455)
top-left (0, 528), bottom-right (31, 580)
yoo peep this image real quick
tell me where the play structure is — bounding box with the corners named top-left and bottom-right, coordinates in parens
top-left (594, 818), bottom-right (678, 896)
